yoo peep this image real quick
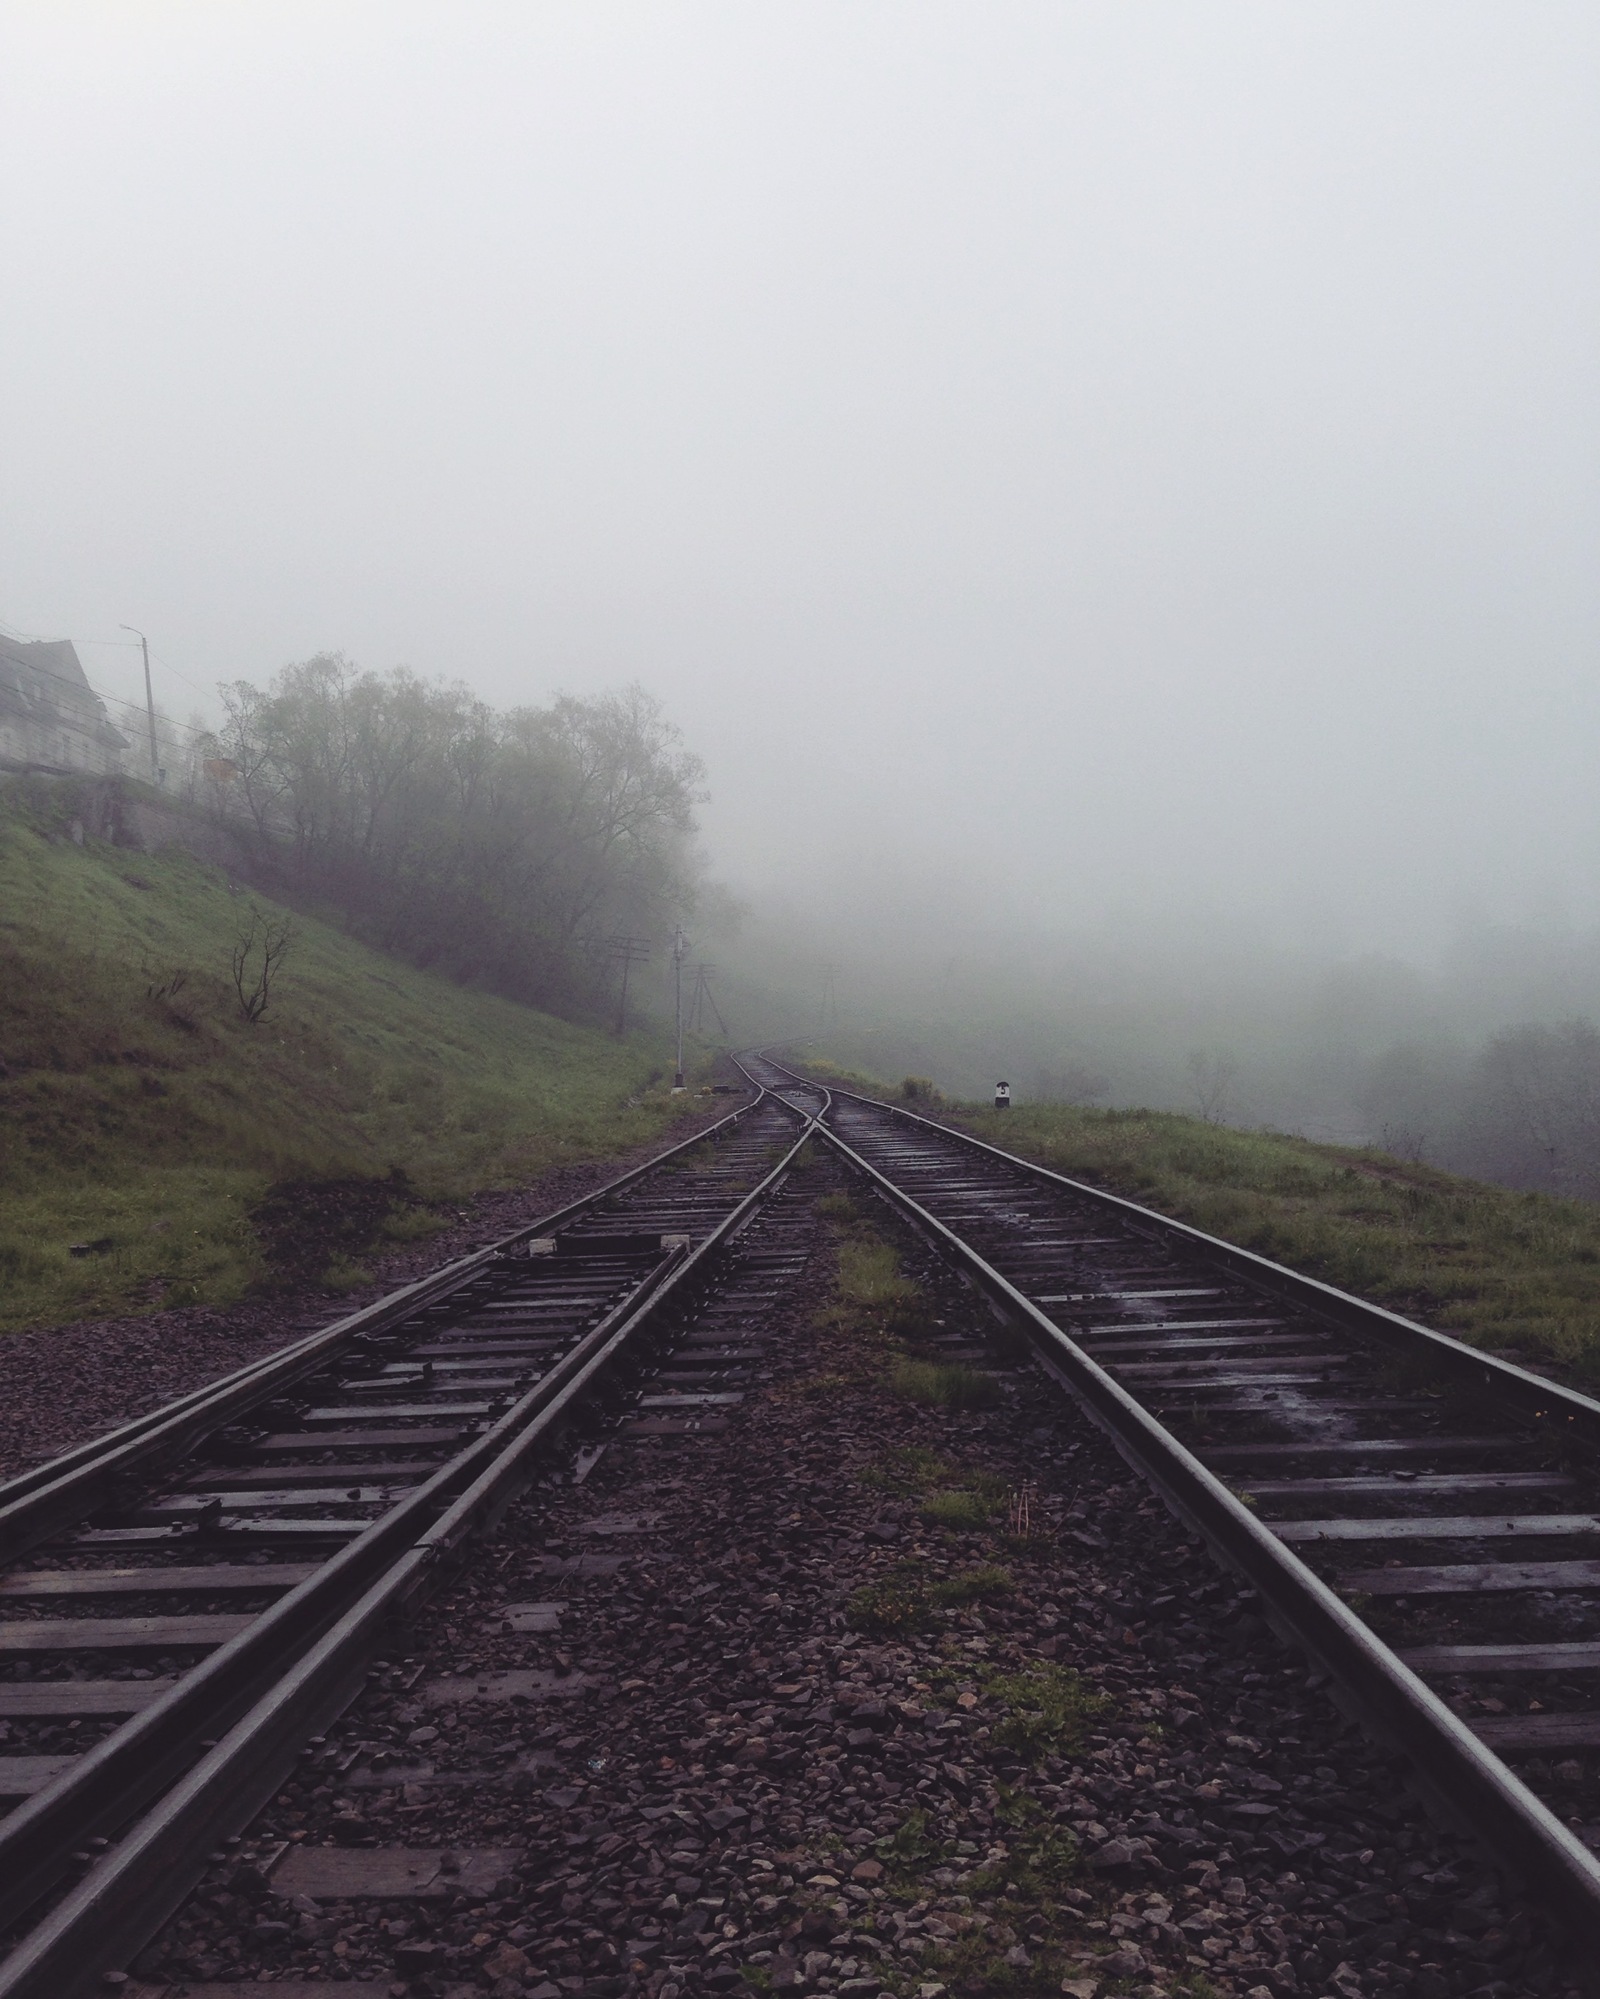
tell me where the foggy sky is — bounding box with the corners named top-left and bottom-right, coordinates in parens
top-left (4, 4), bottom-right (1598, 961)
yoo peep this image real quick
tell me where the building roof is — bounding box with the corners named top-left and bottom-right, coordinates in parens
top-left (0, 635), bottom-right (129, 749)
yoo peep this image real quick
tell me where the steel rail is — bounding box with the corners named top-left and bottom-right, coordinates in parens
top-left (0, 1241), bottom-right (684, 1931)
top-left (762, 1059), bottom-right (1600, 1446)
top-left (748, 1056), bottom-right (1600, 1955)
top-left (0, 1104), bottom-right (823, 1998)
top-left (0, 1086), bottom-right (769, 1924)
top-left (0, 1085), bottom-right (765, 1565)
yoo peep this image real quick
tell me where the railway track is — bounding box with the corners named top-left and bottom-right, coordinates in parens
top-left (8, 1042), bottom-right (1600, 1990)
top-left (745, 1052), bottom-right (1600, 1958)
top-left (0, 1082), bottom-right (819, 1997)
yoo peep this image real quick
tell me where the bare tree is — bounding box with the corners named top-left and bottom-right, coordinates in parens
top-left (1379, 1123), bottom-right (1428, 1164)
top-left (230, 907), bottom-right (296, 1023)
top-left (1186, 1048), bottom-right (1238, 1125)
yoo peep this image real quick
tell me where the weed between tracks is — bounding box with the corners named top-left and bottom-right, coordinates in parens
top-left (831, 1792), bottom-right (1091, 1998)
top-left (812, 1205), bottom-right (1003, 1411)
top-left (892, 1359), bottom-right (1003, 1408)
top-left (983, 1666), bottom-right (1111, 1762)
top-left (860, 1442), bottom-right (965, 1493)
top-left (772, 1699), bottom-right (1109, 1999)
top-left (836, 1237), bottom-right (920, 1311)
top-left (847, 1562), bottom-right (1017, 1634)
top-left (920, 1487), bottom-right (997, 1528)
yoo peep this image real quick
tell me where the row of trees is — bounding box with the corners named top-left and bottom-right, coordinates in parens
top-left (202, 655), bottom-right (704, 1019)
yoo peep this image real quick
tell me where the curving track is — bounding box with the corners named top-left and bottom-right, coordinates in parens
top-left (743, 1051), bottom-right (1600, 1956)
top-left (0, 1083), bottom-right (818, 1997)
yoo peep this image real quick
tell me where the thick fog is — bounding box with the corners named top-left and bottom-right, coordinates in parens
top-left (6, 6), bottom-right (1600, 1156)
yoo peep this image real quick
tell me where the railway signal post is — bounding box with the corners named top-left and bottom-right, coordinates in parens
top-left (672, 924), bottom-right (687, 1091)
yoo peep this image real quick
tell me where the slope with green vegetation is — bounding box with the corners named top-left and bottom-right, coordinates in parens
top-left (0, 785), bottom-right (700, 1334)
top-left (800, 1062), bottom-right (1600, 1383)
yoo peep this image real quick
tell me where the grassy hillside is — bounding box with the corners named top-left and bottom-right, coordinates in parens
top-left (800, 1063), bottom-right (1600, 1382)
top-left (0, 787), bottom-right (700, 1333)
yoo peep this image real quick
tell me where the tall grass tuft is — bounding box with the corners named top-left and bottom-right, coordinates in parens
top-left (920, 1488), bottom-right (995, 1528)
top-left (837, 1239), bottom-right (920, 1308)
top-left (891, 1359), bottom-right (1002, 1408)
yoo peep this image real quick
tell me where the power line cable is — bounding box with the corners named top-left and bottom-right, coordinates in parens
top-left (0, 647), bottom-right (223, 751)
top-left (143, 644), bottom-right (220, 705)
top-left (1, 618), bottom-right (222, 712)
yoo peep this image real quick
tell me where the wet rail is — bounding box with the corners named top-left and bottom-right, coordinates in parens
top-left (0, 1082), bottom-right (822, 1997)
top-left (742, 1051), bottom-right (1600, 1954)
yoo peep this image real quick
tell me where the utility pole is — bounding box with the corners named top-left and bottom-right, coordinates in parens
top-left (603, 936), bottom-right (652, 1037)
top-left (120, 625), bottom-right (160, 786)
top-left (691, 963), bottom-right (729, 1040)
top-left (672, 925), bottom-right (687, 1091)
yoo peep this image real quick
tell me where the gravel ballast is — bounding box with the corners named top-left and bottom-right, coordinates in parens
top-left (97, 1159), bottom-right (1588, 1998)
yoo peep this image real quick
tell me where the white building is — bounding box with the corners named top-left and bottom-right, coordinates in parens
top-left (0, 636), bottom-right (128, 778)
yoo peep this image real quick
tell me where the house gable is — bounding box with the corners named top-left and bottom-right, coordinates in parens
top-left (0, 636), bottom-right (130, 778)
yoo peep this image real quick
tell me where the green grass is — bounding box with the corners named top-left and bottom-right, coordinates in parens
top-left (966, 1100), bottom-right (1600, 1378)
top-left (836, 1237), bottom-right (920, 1308)
top-left (920, 1488), bottom-right (995, 1528)
top-left (856, 1439), bottom-right (1008, 1503)
top-left (0, 788), bottom-right (703, 1332)
top-left (874, 1793), bottom-right (1089, 1997)
top-left (859, 1444), bottom-right (961, 1494)
top-left (811, 1218), bottom-right (932, 1379)
top-left (891, 1359), bottom-right (1002, 1408)
top-left (981, 1664), bottom-right (1109, 1762)
top-left (806, 1056), bottom-right (1600, 1382)
top-left (983, 1788), bottom-right (1084, 1895)
top-left (846, 1560), bottom-right (1014, 1634)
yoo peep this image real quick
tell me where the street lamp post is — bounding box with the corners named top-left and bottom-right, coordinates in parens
top-left (119, 625), bottom-right (160, 785)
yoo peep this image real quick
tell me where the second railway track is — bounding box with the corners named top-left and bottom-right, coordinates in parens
top-left (746, 1051), bottom-right (1600, 1959)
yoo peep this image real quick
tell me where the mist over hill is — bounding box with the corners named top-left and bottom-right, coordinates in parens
top-left (702, 868), bottom-right (1600, 1200)
top-left (9, 9), bottom-right (1600, 1203)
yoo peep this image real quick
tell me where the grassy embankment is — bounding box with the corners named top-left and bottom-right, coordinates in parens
top-left (798, 1063), bottom-right (1600, 1382)
top-left (0, 790), bottom-right (703, 1333)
